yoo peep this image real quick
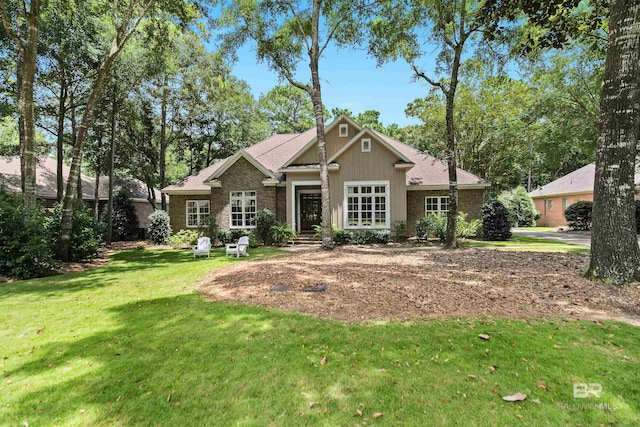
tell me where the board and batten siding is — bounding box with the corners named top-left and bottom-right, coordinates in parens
top-left (288, 119), bottom-right (360, 165)
top-left (329, 134), bottom-right (407, 230)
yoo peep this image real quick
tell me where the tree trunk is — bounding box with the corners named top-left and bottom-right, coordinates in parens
top-left (160, 78), bottom-right (168, 211)
top-left (19, 11), bottom-right (39, 207)
top-left (310, 0), bottom-right (333, 249)
top-left (16, 51), bottom-right (25, 192)
top-left (55, 50), bottom-right (119, 260)
top-left (56, 72), bottom-right (68, 202)
top-left (106, 91), bottom-right (117, 245)
top-left (443, 44), bottom-right (463, 250)
top-left (587, 0), bottom-right (640, 284)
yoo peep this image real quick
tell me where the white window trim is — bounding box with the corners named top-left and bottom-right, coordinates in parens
top-left (361, 138), bottom-right (371, 152)
top-left (230, 190), bottom-right (257, 229)
top-left (425, 196), bottom-right (449, 215)
top-left (339, 124), bottom-right (348, 137)
top-left (186, 200), bottom-right (210, 228)
top-left (343, 180), bottom-right (390, 229)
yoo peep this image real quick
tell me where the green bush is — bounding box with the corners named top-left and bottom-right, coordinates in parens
top-left (564, 201), bottom-right (592, 231)
top-left (456, 212), bottom-right (482, 239)
top-left (197, 216), bottom-right (219, 240)
top-left (255, 209), bottom-right (278, 245)
top-left (147, 210), bottom-right (171, 244)
top-left (270, 223), bottom-right (297, 246)
top-left (167, 229), bottom-right (199, 248)
top-left (217, 230), bottom-right (258, 248)
top-left (112, 191), bottom-right (140, 240)
top-left (0, 190), bottom-right (56, 279)
top-left (481, 200), bottom-right (512, 241)
top-left (498, 186), bottom-right (539, 227)
top-left (46, 203), bottom-right (105, 262)
top-left (351, 230), bottom-right (390, 244)
top-left (415, 213), bottom-right (446, 241)
top-left (332, 229), bottom-right (353, 245)
top-left (415, 212), bottom-right (480, 242)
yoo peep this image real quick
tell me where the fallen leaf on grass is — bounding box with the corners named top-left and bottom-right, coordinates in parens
top-left (502, 393), bottom-right (527, 402)
top-left (478, 334), bottom-right (490, 340)
top-left (320, 356), bottom-right (327, 366)
top-left (516, 414), bottom-right (523, 419)
top-left (372, 412), bottom-right (383, 419)
top-left (353, 409), bottom-right (362, 417)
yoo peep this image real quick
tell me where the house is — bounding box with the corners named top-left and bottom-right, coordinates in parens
top-left (529, 163), bottom-right (640, 227)
top-left (162, 116), bottom-right (489, 236)
top-left (0, 156), bottom-right (166, 231)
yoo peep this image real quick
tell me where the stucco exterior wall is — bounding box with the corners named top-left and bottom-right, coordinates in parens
top-left (406, 188), bottom-right (486, 235)
top-left (211, 156), bottom-right (276, 231)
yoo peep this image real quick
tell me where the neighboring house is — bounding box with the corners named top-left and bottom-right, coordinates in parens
top-left (529, 163), bottom-right (640, 227)
top-left (0, 156), bottom-right (166, 231)
top-left (162, 116), bottom-right (489, 236)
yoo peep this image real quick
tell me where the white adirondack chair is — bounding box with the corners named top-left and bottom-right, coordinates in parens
top-left (226, 236), bottom-right (250, 258)
top-left (193, 237), bottom-right (211, 258)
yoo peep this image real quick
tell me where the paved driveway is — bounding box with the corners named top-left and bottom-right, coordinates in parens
top-left (512, 229), bottom-right (592, 247)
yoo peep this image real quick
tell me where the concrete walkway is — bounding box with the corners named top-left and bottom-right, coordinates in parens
top-left (511, 229), bottom-right (592, 247)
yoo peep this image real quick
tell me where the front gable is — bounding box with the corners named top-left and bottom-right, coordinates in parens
top-left (205, 150), bottom-right (278, 187)
top-left (283, 115), bottom-right (362, 166)
top-left (329, 129), bottom-right (413, 168)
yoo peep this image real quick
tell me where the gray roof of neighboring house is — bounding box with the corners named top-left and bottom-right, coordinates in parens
top-left (162, 118), bottom-right (488, 193)
top-left (0, 156), bottom-right (164, 202)
top-left (529, 162), bottom-right (640, 198)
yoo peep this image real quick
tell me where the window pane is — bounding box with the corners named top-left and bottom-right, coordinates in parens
top-left (441, 197), bottom-right (449, 212)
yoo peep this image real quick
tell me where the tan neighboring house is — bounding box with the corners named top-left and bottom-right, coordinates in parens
top-left (529, 163), bottom-right (640, 227)
top-left (162, 116), bottom-right (490, 236)
top-left (0, 156), bottom-right (166, 231)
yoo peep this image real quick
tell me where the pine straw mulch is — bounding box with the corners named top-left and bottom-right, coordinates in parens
top-left (200, 247), bottom-right (640, 325)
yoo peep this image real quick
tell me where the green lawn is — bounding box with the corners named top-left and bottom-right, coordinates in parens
top-left (461, 234), bottom-right (589, 253)
top-left (1, 247), bottom-right (637, 426)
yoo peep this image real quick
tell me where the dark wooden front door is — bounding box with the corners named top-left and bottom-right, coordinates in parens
top-left (299, 193), bottom-right (322, 231)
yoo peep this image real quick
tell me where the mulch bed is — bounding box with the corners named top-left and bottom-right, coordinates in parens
top-left (200, 247), bottom-right (640, 325)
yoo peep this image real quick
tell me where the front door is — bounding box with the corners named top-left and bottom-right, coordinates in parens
top-left (299, 193), bottom-right (322, 231)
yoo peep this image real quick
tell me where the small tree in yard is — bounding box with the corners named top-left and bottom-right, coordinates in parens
top-left (498, 186), bottom-right (539, 227)
top-left (255, 209), bottom-right (277, 245)
top-left (564, 201), bottom-right (592, 231)
top-left (481, 200), bottom-right (511, 241)
top-left (111, 191), bottom-right (140, 240)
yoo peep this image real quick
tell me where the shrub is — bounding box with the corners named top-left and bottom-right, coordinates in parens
top-left (270, 223), bottom-right (297, 245)
top-left (481, 200), bottom-right (512, 241)
top-left (351, 230), bottom-right (390, 245)
top-left (111, 191), bottom-right (140, 240)
top-left (564, 201), bottom-right (592, 231)
top-left (333, 229), bottom-right (353, 245)
top-left (415, 213), bottom-right (446, 242)
top-left (197, 216), bottom-right (219, 240)
top-left (147, 210), bottom-right (171, 244)
top-left (392, 221), bottom-right (407, 242)
top-left (46, 203), bottom-right (105, 262)
top-left (0, 190), bottom-right (56, 279)
top-left (217, 230), bottom-right (258, 248)
top-left (167, 229), bottom-right (199, 248)
top-left (255, 209), bottom-right (278, 245)
top-left (456, 212), bottom-right (482, 239)
top-left (498, 186), bottom-right (539, 227)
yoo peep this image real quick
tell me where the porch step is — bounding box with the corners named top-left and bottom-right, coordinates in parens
top-left (293, 233), bottom-right (321, 245)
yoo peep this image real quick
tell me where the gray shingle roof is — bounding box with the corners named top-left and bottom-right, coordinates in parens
top-left (528, 163), bottom-right (640, 198)
top-left (0, 156), bottom-right (164, 201)
top-left (162, 119), bottom-right (488, 192)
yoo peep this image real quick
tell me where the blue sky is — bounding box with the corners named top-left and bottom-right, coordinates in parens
top-left (230, 43), bottom-right (438, 127)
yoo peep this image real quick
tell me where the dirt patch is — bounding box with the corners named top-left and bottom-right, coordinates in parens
top-left (201, 248), bottom-right (640, 325)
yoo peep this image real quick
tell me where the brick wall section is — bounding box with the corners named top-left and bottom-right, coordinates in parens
top-left (168, 194), bottom-right (210, 233)
top-left (276, 186), bottom-right (287, 223)
top-left (211, 157), bottom-right (277, 231)
top-left (406, 188), bottom-right (486, 235)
